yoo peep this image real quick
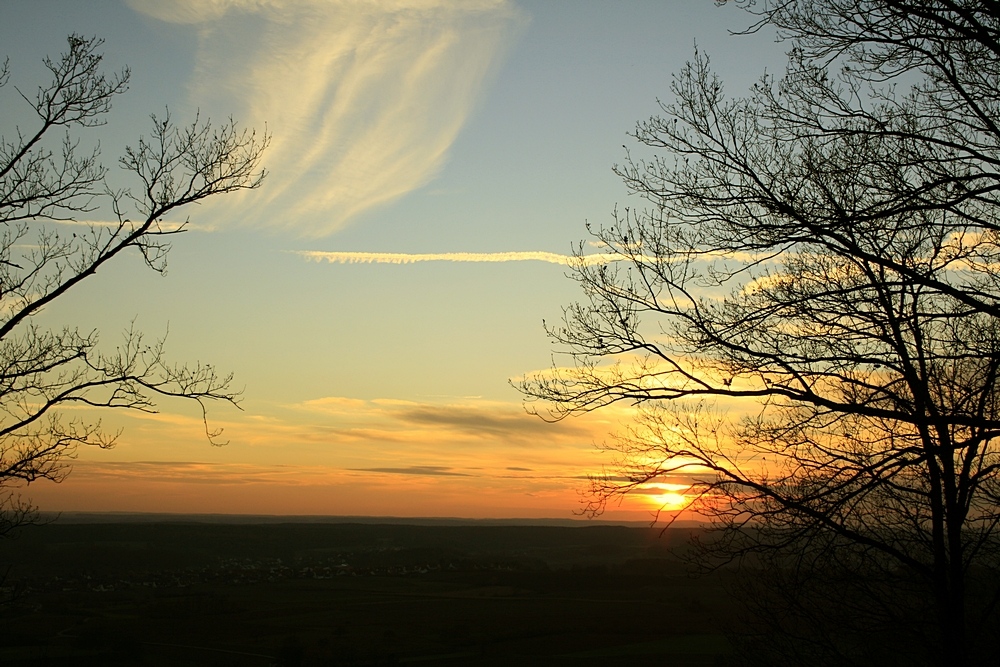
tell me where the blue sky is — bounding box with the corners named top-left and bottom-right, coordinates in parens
top-left (1, 0), bottom-right (786, 518)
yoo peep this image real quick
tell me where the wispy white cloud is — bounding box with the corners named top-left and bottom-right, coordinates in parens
top-left (127, 0), bottom-right (526, 236)
top-left (296, 250), bottom-right (620, 266)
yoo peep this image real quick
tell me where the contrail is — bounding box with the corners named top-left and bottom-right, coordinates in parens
top-left (53, 219), bottom-right (188, 232)
top-left (296, 250), bottom-right (621, 266)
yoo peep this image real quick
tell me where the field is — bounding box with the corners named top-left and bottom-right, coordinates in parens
top-left (0, 519), bottom-right (729, 667)
top-left (0, 517), bottom-right (736, 666)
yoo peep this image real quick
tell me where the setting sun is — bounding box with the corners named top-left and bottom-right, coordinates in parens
top-left (3, 2), bottom-right (996, 665)
top-left (5, 0), bottom-right (777, 523)
top-left (638, 482), bottom-right (694, 512)
top-left (650, 492), bottom-right (689, 511)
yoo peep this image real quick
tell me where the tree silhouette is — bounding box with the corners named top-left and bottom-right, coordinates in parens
top-left (0, 35), bottom-right (267, 536)
top-left (520, 2), bottom-right (1000, 664)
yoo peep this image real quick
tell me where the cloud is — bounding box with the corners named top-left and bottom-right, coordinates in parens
top-left (296, 250), bottom-right (620, 266)
top-left (63, 394), bottom-right (618, 500)
top-left (394, 403), bottom-right (585, 441)
top-left (127, 0), bottom-right (511, 24)
top-left (348, 465), bottom-right (473, 477)
top-left (295, 395), bottom-right (592, 445)
top-left (49, 219), bottom-right (188, 231)
top-left (65, 460), bottom-right (316, 485)
top-left (128, 0), bottom-right (526, 236)
top-left (300, 396), bottom-right (369, 412)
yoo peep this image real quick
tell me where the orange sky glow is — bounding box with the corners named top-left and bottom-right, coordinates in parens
top-left (4, 0), bottom-right (782, 521)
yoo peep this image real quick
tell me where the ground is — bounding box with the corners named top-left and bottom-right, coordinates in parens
top-left (0, 520), bottom-right (735, 666)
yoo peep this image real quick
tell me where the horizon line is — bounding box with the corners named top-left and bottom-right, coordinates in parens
top-left (38, 510), bottom-right (700, 528)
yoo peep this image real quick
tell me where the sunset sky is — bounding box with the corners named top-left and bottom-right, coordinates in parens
top-left (2, 1), bottom-right (784, 520)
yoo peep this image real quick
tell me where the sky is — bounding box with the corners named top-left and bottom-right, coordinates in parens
top-left (1, 0), bottom-right (785, 521)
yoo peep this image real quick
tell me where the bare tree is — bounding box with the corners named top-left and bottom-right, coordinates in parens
top-left (519, 2), bottom-right (1000, 664)
top-left (0, 35), bottom-right (267, 536)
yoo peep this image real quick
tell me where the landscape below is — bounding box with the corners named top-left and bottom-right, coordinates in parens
top-left (0, 516), bottom-right (732, 666)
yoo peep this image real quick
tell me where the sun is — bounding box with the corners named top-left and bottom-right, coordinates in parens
top-left (649, 491), bottom-right (690, 511)
top-left (639, 482), bottom-right (693, 512)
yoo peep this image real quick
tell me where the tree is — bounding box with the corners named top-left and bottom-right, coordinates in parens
top-left (519, 2), bottom-right (1000, 664)
top-left (0, 35), bottom-right (267, 536)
